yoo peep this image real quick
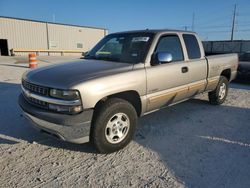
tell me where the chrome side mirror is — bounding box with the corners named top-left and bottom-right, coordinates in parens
top-left (157, 52), bottom-right (173, 64)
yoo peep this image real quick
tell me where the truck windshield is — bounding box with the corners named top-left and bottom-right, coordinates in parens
top-left (84, 32), bottom-right (154, 64)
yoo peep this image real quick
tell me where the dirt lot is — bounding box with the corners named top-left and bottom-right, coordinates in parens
top-left (0, 56), bottom-right (250, 188)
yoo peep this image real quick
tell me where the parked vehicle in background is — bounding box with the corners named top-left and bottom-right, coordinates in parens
top-left (19, 29), bottom-right (239, 153)
top-left (238, 52), bottom-right (250, 80)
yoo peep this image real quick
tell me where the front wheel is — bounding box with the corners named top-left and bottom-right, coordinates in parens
top-left (208, 76), bottom-right (229, 105)
top-left (91, 98), bottom-right (138, 153)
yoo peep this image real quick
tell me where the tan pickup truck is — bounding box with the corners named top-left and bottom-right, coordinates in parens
top-left (19, 30), bottom-right (238, 153)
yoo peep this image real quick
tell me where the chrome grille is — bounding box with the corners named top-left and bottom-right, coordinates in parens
top-left (25, 95), bottom-right (49, 109)
top-left (22, 80), bottom-right (48, 96)
top-left (22, 80), bottom-right (49, 109)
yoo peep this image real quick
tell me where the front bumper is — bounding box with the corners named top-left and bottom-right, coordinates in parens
top-left (19, 94), bottom-right (93, 144)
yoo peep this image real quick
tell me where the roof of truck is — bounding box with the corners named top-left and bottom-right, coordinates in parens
top-left (113, 29), bottom-right (197, 35)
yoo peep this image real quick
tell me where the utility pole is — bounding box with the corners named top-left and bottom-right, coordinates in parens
top-left (192, 12), bottom-right (195, 31)
top-left (46, 22), bottom-right (50, 55)
top-left (231, 4), bottom-right (237, 41)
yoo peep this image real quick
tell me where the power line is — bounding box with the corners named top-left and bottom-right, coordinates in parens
top-left (236, 29), bottom-right (250, 32)
top-left (196, 25), bottom-right (231, 29)
top-left (236, 21), bottom-right (250, 25)
top-left (185, 5), bottom-right (250, 40)
top-left (195, 15), bottom-right (232, 26)
top-left (195, 6), bottom-right (232, 21)
top-left (199, 29), bottom-right (250, 34)
top-left (237, 13), bottom-right (250, 17)
top-left (201, 30), bottom-right (232, 33)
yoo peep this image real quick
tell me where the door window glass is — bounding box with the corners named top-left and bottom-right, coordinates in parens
top-left (155, 35), bottom-right (184, 61)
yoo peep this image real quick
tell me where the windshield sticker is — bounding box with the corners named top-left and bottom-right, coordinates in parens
top-left (132, 37), bottom-right (150, 42)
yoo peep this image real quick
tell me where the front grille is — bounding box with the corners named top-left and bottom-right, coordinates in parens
top-left (22, 79), bottom-right (49, 109)
top-left (22, 80), bottom-right (49, 96)
top-left (26, 95), bottom-right (48, 109)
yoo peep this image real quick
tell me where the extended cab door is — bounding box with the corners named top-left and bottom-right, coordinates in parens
top-left (182, 34), bottom-right (208, 97)
top-left (145, 34), bottom-right (190, 112)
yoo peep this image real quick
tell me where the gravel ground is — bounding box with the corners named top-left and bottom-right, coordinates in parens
top-left (0, 56), bottom-right (250, 188)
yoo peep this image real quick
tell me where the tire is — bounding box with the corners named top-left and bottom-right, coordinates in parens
top-left (208, 76), bottom-right (229, 105)
top-left (91, 98), bottom-right (138, 153)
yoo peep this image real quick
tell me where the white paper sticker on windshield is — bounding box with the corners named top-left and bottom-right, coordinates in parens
top-left (132, 37), bottom-right (150, 42)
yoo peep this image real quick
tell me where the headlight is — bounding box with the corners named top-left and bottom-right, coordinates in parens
top-left (48, 89), bottom-right (82, 114)
top-left (50, 89), bottom-right (80, 100)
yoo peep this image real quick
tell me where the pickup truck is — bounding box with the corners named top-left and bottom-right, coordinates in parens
top-left (19, 29), bottom-right (238, 153)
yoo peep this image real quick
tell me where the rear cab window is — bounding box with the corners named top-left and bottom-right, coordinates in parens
top-left (183, 34), bottom-right (201, 59)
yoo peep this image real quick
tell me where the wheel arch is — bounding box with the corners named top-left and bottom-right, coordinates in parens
top-left (93, 90), bottom-right (142, 117)
top-left (220, 68), bottom-right (231, 81)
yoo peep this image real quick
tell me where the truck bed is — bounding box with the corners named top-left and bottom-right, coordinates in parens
top-left (205, 53), bottom-right (238, 82)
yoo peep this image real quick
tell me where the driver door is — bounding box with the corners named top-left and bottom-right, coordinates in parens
top-left (146, 35), bottom-right (190, 112)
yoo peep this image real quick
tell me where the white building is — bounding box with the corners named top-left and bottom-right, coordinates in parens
top-left (0, 16), bottom-right (107, 56)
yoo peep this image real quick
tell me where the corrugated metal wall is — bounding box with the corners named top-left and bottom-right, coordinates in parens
top-left (47, 23), bottom-right (105, 52)
top-left (0, 17), bottom-right (48, 50)
top-left (0, 17), bottom-right (106, 56)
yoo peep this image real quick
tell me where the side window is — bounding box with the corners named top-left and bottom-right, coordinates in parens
top-left (183, 34), bottom-right (201, 59)
top-left (155, 35), bottom-right (184, 62)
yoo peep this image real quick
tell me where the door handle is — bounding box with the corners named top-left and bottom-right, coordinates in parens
top-left (181, 66), bottom-right (188, 73)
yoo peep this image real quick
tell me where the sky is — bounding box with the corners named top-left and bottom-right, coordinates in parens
top-left (0, 0), bottom-right (250, 41)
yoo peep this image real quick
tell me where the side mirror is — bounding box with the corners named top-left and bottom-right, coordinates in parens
top-left (157, 52), bottom-right (173, 64)
top-left (151, 52), bottom-right (173, 66)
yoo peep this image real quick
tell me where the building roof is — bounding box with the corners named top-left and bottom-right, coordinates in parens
top-left (0, 15), bottom-right (107, 31)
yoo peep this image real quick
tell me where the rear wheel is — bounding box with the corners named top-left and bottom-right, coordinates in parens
top-left (91, 98), bottom-right (137, 153)
top-left (208, 76), bottom-right (229, 105)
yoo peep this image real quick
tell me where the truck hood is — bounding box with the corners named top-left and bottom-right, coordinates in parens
top-left (23, 59), bottom-right (134, 89)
